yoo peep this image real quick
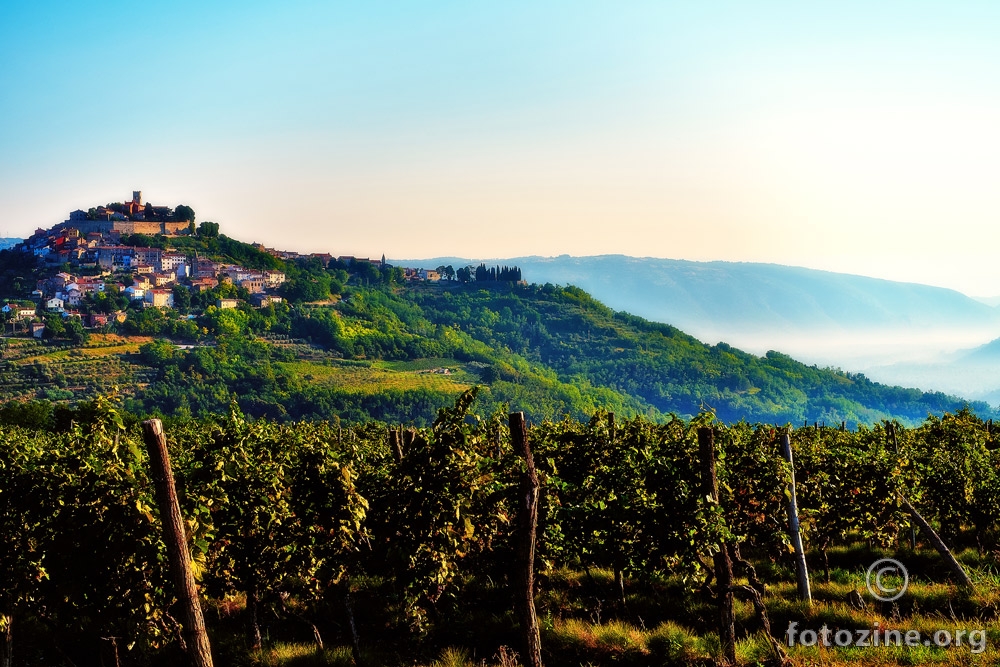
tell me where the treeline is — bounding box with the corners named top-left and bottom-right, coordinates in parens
top-left (474, 264), bottom-right (522, 282)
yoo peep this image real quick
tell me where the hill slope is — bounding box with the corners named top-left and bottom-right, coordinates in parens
top-left (77, 283), bottom-right (1000, 426)
top-left (865, 334), bottom-right (1000, 405)
top-left (403, 283), bottom-right (993, 425)
top-left (401, 255), bottom-right (1000, 370)
top-left (2, 233), bottom-right (992, 426)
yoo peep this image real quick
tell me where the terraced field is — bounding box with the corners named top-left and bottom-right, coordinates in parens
top-left (0, 333), bottom-right (478, 407)
top-left (0, 335), bottom-right (154, 402)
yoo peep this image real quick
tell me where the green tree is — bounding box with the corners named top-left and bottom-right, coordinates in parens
top-left (138, 340), bottom-right (175, 365)
top-left (172, 284), bottom-right (192, 312)
top-left (198, 221), bottom-right (219, 238)
top-left (43, 314), bottom-right (65, 339)
top-left (174, 204), bottom-right (196, 223)
top-left (64, 317), bottom-right (88, 345)
top-left (197, 412), bottom-right (299, 648)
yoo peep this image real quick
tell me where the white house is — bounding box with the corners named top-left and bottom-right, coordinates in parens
top-left (160, 252), bottom-right (188, 274)
top-left (145, 289), bottom-right (174, 308)
top-left (2, 303), bottom-right (36, 319)
top-left (264, 271), bottom-right (286, 287)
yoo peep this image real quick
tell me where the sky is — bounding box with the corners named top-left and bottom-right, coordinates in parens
top-left (3, 1), bottom-right (1000, 295)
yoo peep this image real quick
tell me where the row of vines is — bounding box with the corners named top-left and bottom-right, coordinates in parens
top-left (1, 391), bottom-right (998, 665)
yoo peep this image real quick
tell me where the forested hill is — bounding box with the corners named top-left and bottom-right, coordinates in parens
top-left (116, 280), bottom-right (995, 427)
top-left (0, 238), bottom-right (20, 250)
top-left (1, 229), bottom-right (992, 427)
top-left (402, 283), bottom-right (994, 425)
top-left (402, 255), bottom-right (1000, 340)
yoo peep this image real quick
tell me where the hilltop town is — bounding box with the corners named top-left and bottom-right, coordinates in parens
top-left (1, 192), bottom-right (516, 339)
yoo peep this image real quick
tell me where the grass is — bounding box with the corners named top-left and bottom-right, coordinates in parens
top-left (6, 334), bottom-right (149, 365)
top-left (523, 547), bottom-right (1000, 666)
top-left (10, 542), bottom-right (993, 667)
top-left (277, 358), bottom-right (474, 394)
top-left (544, 618), bottom-right (710, 665)
top-left (246, 644), bottom-right (355, 666)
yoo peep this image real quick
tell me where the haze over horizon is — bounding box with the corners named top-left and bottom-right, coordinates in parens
top-left (4, 2), bottom-right (1000, 296)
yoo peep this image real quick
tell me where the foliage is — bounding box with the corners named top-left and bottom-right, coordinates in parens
top-left (4, 264), bottom-right (996, 427)
top-left (0, 248), bottom-right (43, 298)
top-left (4, 391), bottom-right (1000, 663)
top-left (0, 397), bottom-right (173, 660)
top-left (405, 283), bottom-right (996, 426)
top-left (173, 204), bottom-right (196, 223)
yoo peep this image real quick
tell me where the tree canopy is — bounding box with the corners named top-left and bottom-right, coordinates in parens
top-left (173, 204), bottom-right (196, 223)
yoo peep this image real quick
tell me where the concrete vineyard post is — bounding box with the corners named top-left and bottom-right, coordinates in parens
top-left (780, 431), bottom-right (812, 604)
top-left (901, 496), bottom-right (973, 588)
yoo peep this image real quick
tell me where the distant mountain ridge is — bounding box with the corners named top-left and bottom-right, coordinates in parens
top-left (0, 238), bottom-right (21, 251)
top-left (399, 254), bottom-right (998, 333)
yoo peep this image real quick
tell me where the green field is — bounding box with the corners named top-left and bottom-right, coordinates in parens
top-left (277, 358), bottom-right (475, 395)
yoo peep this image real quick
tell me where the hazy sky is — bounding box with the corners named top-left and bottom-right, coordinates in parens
top-left (3, 1), bottom-right (1000, 295)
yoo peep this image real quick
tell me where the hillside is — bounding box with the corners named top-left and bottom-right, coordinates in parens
top-left (0, 238), bottom-right (19, 250)
top-left (400, 255), bottom-right (1000, 372)
top-left (403, 283), bottom-right (994, 425)
top-left (2, 279), bottom-right (993, 428)
top-left (2, 228), bottom-right (995, 426)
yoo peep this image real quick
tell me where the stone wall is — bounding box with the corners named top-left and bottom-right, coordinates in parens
top-left (61, 220), bottom-right (191, 236)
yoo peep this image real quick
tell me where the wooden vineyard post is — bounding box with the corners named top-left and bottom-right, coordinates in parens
top-left (780, 430), bottom-right (812, 603)
top-left (509, 412), bottom-right (543, 667)
top-left (697, 427), bottom-right (736, 665)
top-left (389, 428), bottom-right (403, 462)
top-left (142, 420), bottom-right (215, 667)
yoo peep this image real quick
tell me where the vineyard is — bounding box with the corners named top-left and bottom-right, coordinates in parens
top-left (0, 336), bottom-right (154, 404)
top-left (2, 392), bottom-right (1000, 666)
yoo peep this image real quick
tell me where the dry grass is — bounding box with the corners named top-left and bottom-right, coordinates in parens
top-left (545, 617), bottom-right (708, 664)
